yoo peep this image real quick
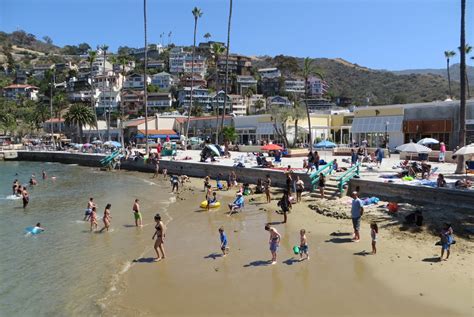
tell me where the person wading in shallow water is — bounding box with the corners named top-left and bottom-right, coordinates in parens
top-left (265, 223), bottom-right (281, 265)
top-left (132, 199), bottom-right (142, 227)
top-left (152, 213), bottom-right (166, 261)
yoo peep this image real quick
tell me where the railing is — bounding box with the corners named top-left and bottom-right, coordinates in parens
top-left (336, 162), bottom-right (360, 193)
top-left (310, 160), bottom-right (334, 190)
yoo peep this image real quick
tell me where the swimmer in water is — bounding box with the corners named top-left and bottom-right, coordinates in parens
top-left (34, 223), bottom-right (45, 232)
top-left (12, 179), bottom-right (19, 195)
top-left (90, 207), bottom-right (98, 232)
top-left (42, 170), bottom-right (47, 180)
top-left (132, 199), bottom-right (142, 227)
top-left (99, 204), bottom-right (112, 233)
top-left (29, 177), bottom-right (37, 186)
top-left (22, 187), bottom-right (29, 208)
top-left (84, 198), bottom-right (95, 221)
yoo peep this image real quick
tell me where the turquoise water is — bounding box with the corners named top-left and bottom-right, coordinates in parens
top-left (0, 161), bottom-right (172, 316)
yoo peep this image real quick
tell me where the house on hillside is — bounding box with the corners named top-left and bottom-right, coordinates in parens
top-left (177, 87), bottom-right (212, 111)
top-left (123, 73), bottom-right (151, 90)
top-left (151, 72), bottom-right (175, 90)
top-left (3, 84), bottom-right (39, 101)
top-left (179, 74), bottom-right (206, 88)
top-left (266, 95), bottom-right (292, 108)
top-left (147, 60), bottom-right (166, 70)
top-left (121, 89), bottom-right (144, 115)
top-left (284, 78), bottom-right (305, 94)
top-left (258, 68), bottom-right (281, 79)
top-left (147, 92), bottom-right (173, 112)
top-left (236, 75), bottom-right (258, 95)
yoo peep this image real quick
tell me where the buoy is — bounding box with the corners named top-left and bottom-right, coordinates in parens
top-left (200, 201), bottom-right (221, 209)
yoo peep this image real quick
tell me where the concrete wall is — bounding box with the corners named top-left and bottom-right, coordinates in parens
top-left (349, 178), bottom-right (474, 208)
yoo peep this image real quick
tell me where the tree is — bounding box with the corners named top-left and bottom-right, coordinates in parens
top-left (444, 50), bottom-right (456, 98)
top-left (53, 92), bottom-right (68, 133)
top-left (291, 98), bottom-right (306, 147)
top-left (42, 36), bottom-right (53, 45)
top-left (184, 7), bottom-right (203, 145)
top-left (211, 43), bottom-right (226, 143)
top-left (77, 43), bottom-right (91, 55)
top-left (254, 99), bottom-right (265, 114)
top-left (100, 44), bottom-right (112, 141)
top-left (220, 0), bottom-right (233, 144)
top-left (302, 58), bottom-right (315, 151)
top-left (64, 103), bottom-right (96, 142)
top-left (458, 44), bottom-right (472, 98)
top-left (244, 87), bottom-right (254, 116)
top-left (269, 106), bottom-right (290, 148)
top-left (222, 126), bottom-right (237, 143)
top-left (86, 50), bottom-right (99, 138)
top-left (455, 0), bottom-right (467, 174)
top-left (204, 33), bottom-right (211, 41)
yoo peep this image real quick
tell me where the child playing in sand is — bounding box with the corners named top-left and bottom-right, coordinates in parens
top-left (162, 168), bottom-right (168, 180)
top-left (370, 223), bottom-right (378, 254)
top-left (440, 223), bottom-right (454, 261)
top-left (219, 227), bottom-right (228, 256)
top-left (299, 229), bottom-right (309, 261)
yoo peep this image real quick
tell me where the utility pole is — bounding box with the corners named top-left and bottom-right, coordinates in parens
top-left (49, 69), bottom-right (56, 148)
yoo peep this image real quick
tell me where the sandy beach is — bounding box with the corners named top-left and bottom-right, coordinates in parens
top-left (104, 175), bottom-right (473, 317)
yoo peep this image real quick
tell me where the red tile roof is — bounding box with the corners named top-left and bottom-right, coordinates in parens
top-left (175, 116), bottom-right (232, 124)
top-left (4, 84), bottom-right (39, 89)
top-left (138, 129), bottom-right (177, 135)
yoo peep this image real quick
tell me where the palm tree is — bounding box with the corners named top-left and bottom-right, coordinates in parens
top-left (302, 58), bottom-right (315, 151)
top-left (220, 0), bottom-right (233, 144)
top-left (244, 88), bottom-right (254, 116)
top-left (204, 32), bottom-right (211, 41)
top-left (444, 50), bottom-right (456, 98)
top-left (254, 99), bottom-right (264, 114)
top-left (100, 44), bottom-right (112, 141)
top-left (458, 44), bottom-right (472, 98)
top-left (211, 43), bottom-right (226, 143)
top-left (86, 50), bottom-right (99, 138)
top-left (455, 0), bottom-right (467, 174)
top-left (116, 55), bottom-right (130, 146)
top-left (64, 103), bottom-right (96, 143)
top-left (53, 92), bottom-right (68, 134)
top-left (143, 0), bottom-right (149, 154)
top-left (184, 7), bottom-right (203, 146)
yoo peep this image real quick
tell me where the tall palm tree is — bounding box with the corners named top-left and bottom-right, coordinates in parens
top-left (302, 58), bottom-right (314, 152)
top-left (53, 92), bottom-right (68, 134)
top-left (459, 44), bottom-right (472, 98)
top-left (204, 32), bottom-right (211, 41)
top-left (220, 0), bottom-right (233, 144)
top-left (455, 0), bottom-right (467, 174)
top-left (184, 7), bottom-right (203, 145)
top-left (143, 0), bottom-right (149, 154)
top-left (444, 50), bottom-right (456, 98)
top-left (116, 55), bottom-right (130, 146)
top-left (244, 88), bottom-right (254, 116)
top-left (211, 43), bottom-right (226, 143)
top-left (87, 50), bottom-right (100, 139)
top-left (64, 103), bottom-right (96, 143)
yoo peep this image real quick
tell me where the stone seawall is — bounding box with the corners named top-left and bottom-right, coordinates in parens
top-left (349, 178), bottom-right (474, 208)
top-left (14, 151), bottom-right (312, 190)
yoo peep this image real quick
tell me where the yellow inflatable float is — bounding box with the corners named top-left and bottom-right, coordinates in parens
top-left (200, 201), bottom-right (221, 209)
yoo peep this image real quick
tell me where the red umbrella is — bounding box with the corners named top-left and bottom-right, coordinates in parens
top-left (261, 144), bottom-right (283, 151)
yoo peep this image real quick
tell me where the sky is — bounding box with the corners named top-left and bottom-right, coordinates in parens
top-left (0, 0), bottom-right (473, 70)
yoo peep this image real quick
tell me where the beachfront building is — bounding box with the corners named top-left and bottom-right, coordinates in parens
top-left (121, 89), bottom-right (144, 115)
top-left (43, 118), bottom-right (65, 133)
top-left (329, 111), bottom-right (354, 145)
top-left (174, 116), bottom-right (232, 139)
top-left (266, 95), bottom-right (293, 108)
top-left (307, 76), bottom-right (328, 97)
top-left (151, 72), bottom-right (175, 90)
top-left (258, 68), bottom-right (281, 79)
top-left (124, 115), bottom-right (179, 143)
top-left (177, 87), bottom-right (212, 111)
top-left (146, 92), bottom-right (173, 112)
top-left (123, 73), bottom-right (151, 90)
top-left (3, 84), bottom-right (39, 101)
top-left (233, 114), bottom-right (283, 145)
top-left (236, 75), bottom-right (258, 95)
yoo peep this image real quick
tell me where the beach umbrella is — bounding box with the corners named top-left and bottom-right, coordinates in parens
top-left (453, 143), bottom-right (474, 156)
top-left (73, 143), bottom-right (83, 149)
top-left (83, 143), bottom-right (93, 148)
top-left (314, 140), bottom-right (336, 148)
top-left (395, 142), bottom-right (432, 153)
top-left (261, 144), bottom-right (283, 151)
top-left (104, 141), bottom-right (122, 148)
top-left (206, 144), bottom-right (221, 156)
top-left (417, 138), bottom-right (439, 145)
top-left (92, 140), bottom-right (103, 144)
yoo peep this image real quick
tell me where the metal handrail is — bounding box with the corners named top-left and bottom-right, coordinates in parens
top-left (336, 162), bottom-right (360, 192)
top-left (310, 160), bottom-right (335, 187)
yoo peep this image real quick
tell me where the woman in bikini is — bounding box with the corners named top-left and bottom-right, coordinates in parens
top-left (90, 206), bottom-right (98, 232)
top-left (99, 204), bottom-right (112, 232)
top-left (152, 214), bottom-right (166, 261)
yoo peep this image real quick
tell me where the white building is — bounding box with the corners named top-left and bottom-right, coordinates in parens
top-left (151, 72), bottom-right (175, 90)
top-left (123, 73), bottom-right (151, 89)
top-left (307, 76), bottom-right (327, 97)
top-left (91, 51), bottom-right (113, 76)
top-left (177, 87), bottom-right (211, 110)
top-left (97, 90), bottom-right (120, 111)
top-left (3, 84), bottom-right (39, 101)
top-left (169, 47), bottom-right (207, 76)
top-left (284, 78), bottom-right (305, 94)
top-left (147, 92), bottom-right (173, 112)
top-left (248, 94), bottom-right (266, 114)
top-left (258, 68), bottom-right (281, 79)
top-left (229, 94), bottom-right (246, 116)
top-left (236, 75), bottom-right (258, 95)
top-left (266, 95), bottom-right (293, 108)
top-left (94, 73), bottom-right (123, 92)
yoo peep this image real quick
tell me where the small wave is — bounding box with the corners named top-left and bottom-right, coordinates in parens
top-left (5, 195), bottom-right (22, 200)
top-left (142, 179), bottom-right (156, 186)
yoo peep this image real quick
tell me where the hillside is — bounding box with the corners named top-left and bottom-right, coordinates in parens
top-left (253, 56), bottom-right (468, 105)
top-left (392, 63), bottom-right (474, 83)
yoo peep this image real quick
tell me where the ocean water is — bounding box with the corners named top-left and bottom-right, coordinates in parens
top-left (0, 161), bottom-right (172, 316)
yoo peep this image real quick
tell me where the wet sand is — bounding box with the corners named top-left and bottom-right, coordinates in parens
top-left (105, 177), bottom-right (473, 317)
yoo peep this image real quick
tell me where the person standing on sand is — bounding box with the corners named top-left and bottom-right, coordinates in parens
top-left (99, 204), bottom-right (112, 232)
top-left (152, 213), bottom-right (166, 261)
top-left (440, 223), bottom-right (453, 261)
top-left (370, 223), bottom-right (378, 254)
top-left (171, 175), bottom-right (179, 193)
top-left (278, 191), bottom-right (292, 223)
top-left (439, 142), bottom-right (446, 163)
top-left (351, 192), bottom-right (364, 242)
top-left (132, 199), bottom-right (142, 227)
top-left (295, 176), bottom-right (304, 203)
top-left (265, 223), bottom-right (281, 264)
top-left (299, 229), bottom-right (309, 261)
top-left (219, 227), bottom-right (228, 256)
top-left (264, 175), bottom-right (271, 203)
top-left (318, 173), bottom-right (326, 199)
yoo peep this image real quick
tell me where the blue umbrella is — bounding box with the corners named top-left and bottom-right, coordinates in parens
top-left (104, 141), bottom-right (122, 148)
top-left (314, 140), bottom-right (336, 148)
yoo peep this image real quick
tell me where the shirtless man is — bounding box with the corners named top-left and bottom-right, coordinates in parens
top-left (265, 223), bottom-right (281, 264)
top-left (84, 198), bottom-right (96, 221)
top-left (133, 199), bottom-right (142, 227)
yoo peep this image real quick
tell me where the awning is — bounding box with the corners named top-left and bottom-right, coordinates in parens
top-left (351, 115), bottom-right (403, 133)
top-left (136, 134), bottom-right (180, 139)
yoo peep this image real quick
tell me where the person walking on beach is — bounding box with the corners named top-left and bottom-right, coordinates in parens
top-left (299, 229), bottom-right (309, 261)
top-left (351, 191), bottom-right (364, 242)
top-left (99, 204), bottom-right (112, 233)
top-left (318, 173), bottom-right (326, 199)
top-left (278, 191), bottom-right (292, 223)
top-left (265, 223), bottom-right (281, 265)
top-left (132, 199), bottom-right (142, 227)
top-left (219, 227), bottom-right (228, 256)
top-left (153, 160), bottom-right (160, 178)
top-left (84, 198), bottom-right (96, 221)
top-left (264, 175), bottom-right (272, 203)
top-left (152, 213), bottom-right (166, 261)
top-left (296, 176), bottom-right (304, 203)
top-left (171, 175), bottom-right (179, 193)
top-left (21, 186), bottom-right (29, 208)
top-left (90, 206), bottom-right (98, 232)
top-left (375, 147), bottom-right (383, 168)
top-left (440, 223), bottom-right (453, 261)
top-left (162, 168), bottom-right (168, 180)
top-left (439, 142), bottom-right (446, 163)
top-left (370, 222), bottom-right (378, 254)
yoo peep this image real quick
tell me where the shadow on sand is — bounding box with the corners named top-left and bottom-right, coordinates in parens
top-left (243, 260), bottom-right (271, 267)
top-left (123, 224), bottom-right (138, 228)
top-left (354, 250), bottom-right (371, 256)
top-left (329, 232), bottom-right (352, 237)
top-left (325, 238), bottom-right (353, 244)
top-left (204, 253), bottom-right (223, 260)
top-left (422, 257), bottom-right (441, 263)
top-left (283, 258), bottom-right (301, 265)
top-left (133, 257), bottom-right (157, 263)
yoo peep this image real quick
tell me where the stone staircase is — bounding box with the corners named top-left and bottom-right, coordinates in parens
top-left (311, 177), bottom-right (342, 200)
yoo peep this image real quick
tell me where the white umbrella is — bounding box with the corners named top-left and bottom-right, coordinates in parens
top-left (396, 142), bottom-right (432, 153)
top-left (453, 143), bottom-right (474, 156)
top-left (417, 138), bottom-right (439, 145)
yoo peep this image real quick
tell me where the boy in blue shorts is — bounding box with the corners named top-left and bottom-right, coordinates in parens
top-left (299, 229), bottom-right (309, 261)
top-left (219, 227), bottom-right (228, 256)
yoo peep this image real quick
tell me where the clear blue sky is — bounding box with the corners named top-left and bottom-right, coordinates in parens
top-left (1, 0), bottom-right (472, 70)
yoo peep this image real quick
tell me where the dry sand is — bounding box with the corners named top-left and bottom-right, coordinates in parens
top-left (104, 175), bottom-right (473, 317)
